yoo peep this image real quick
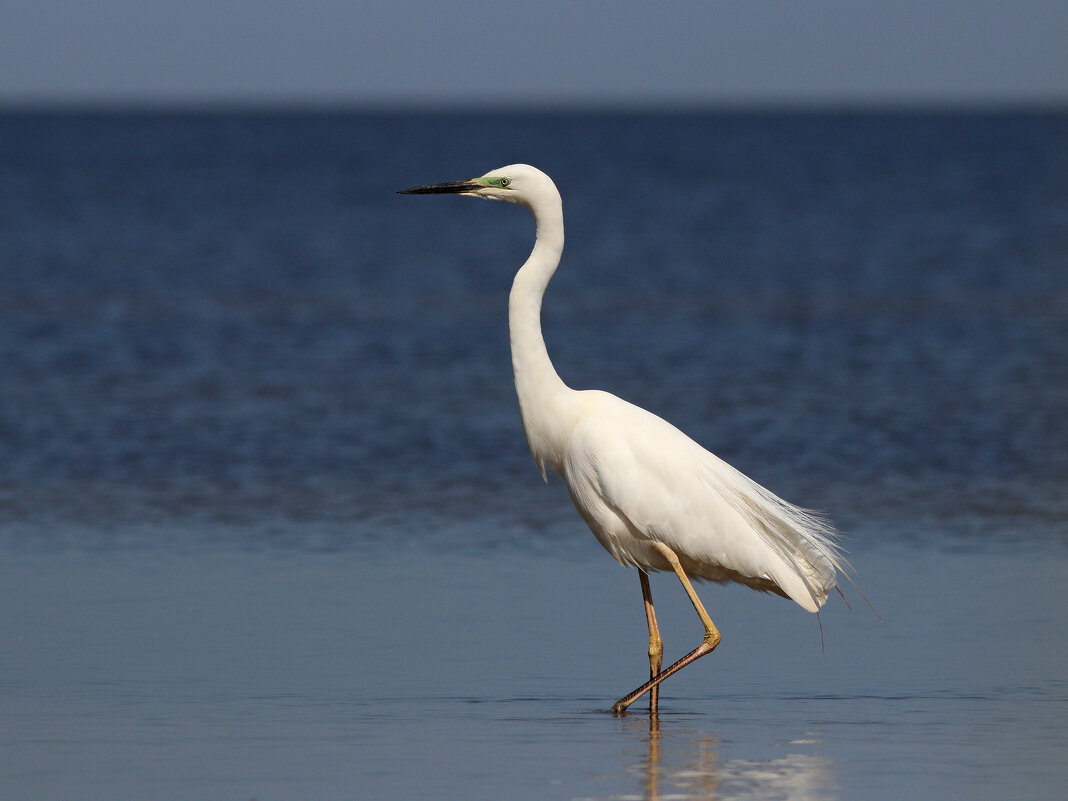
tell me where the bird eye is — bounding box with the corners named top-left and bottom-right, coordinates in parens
top-left (499, 177), bottom-right (511, 187)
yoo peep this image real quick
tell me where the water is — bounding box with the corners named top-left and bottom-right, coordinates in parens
top-left (3, 548), bottom-right (1064, 799)
top-left (0, 111), bottom-right (1065, 799)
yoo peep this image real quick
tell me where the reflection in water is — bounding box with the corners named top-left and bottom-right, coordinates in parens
top-left (605, 715), bottom-right (834, 801)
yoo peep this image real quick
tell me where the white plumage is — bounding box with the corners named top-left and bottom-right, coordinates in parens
top-left (400, 163), bottom-right (848, 713)
top-left (563, 390), bottom-right (841, 612)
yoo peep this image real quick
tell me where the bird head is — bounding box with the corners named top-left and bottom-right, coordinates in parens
top-left (398, 164), bottom-right (556, 210)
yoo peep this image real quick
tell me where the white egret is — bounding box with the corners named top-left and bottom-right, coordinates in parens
top-left (400, 164), bottom-right (851, 714)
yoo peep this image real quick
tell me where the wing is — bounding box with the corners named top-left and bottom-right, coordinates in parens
top-left (563, 391), bottom-right (844, 612)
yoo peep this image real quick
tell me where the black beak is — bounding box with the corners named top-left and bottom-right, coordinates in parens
top-left (398, 180), bottom-right (480, 195)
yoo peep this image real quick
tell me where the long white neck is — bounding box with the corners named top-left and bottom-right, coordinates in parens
top-left (509, 193), bottom-right (575, 479)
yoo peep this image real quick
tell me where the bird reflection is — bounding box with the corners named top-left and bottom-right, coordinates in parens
top-left (617, 713), bottom-right (835, 801)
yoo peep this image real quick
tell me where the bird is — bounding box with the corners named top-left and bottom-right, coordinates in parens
top-left (399, 164), bottom-right (850, 714)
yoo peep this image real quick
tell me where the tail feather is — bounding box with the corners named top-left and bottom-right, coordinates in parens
top-left (699, 453), bottom-right (850, 611)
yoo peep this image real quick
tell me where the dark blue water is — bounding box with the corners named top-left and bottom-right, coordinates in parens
top-left (1, 111), bottom-right (1065, 548)
top-left (0, 112), bottom-right (1065, 799)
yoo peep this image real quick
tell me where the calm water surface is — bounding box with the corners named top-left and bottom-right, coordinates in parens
top-left (2, 545), bottom-right (1064, 800)
top-left (0, 111), bottom-right (1065, 799)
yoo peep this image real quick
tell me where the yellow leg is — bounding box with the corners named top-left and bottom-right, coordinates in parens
top-left (639, 569), bottom-right (663, 714)
top-left (612, 543), bottom-right (721, 714)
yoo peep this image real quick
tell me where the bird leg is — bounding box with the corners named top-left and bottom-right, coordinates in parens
top-left (639, 569), bottom-right (663, 715)
top-left (611, 543), bottom-right (721, 714)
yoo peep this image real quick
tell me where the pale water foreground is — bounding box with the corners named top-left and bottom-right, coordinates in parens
top-left (2, 535), bottom-right (1063, 800)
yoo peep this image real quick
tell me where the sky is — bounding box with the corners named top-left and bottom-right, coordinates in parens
top-left (0, 1), bottom-right (1065, 107)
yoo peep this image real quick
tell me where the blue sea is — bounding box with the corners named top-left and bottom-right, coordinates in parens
top-left (1, 111), bottom-right (1065, 800)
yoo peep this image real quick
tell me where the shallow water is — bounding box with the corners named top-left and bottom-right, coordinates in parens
top-left (1, 111), bottom-right (1065, 798)
top-left (2, 540), bottom-right (1064, 800)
